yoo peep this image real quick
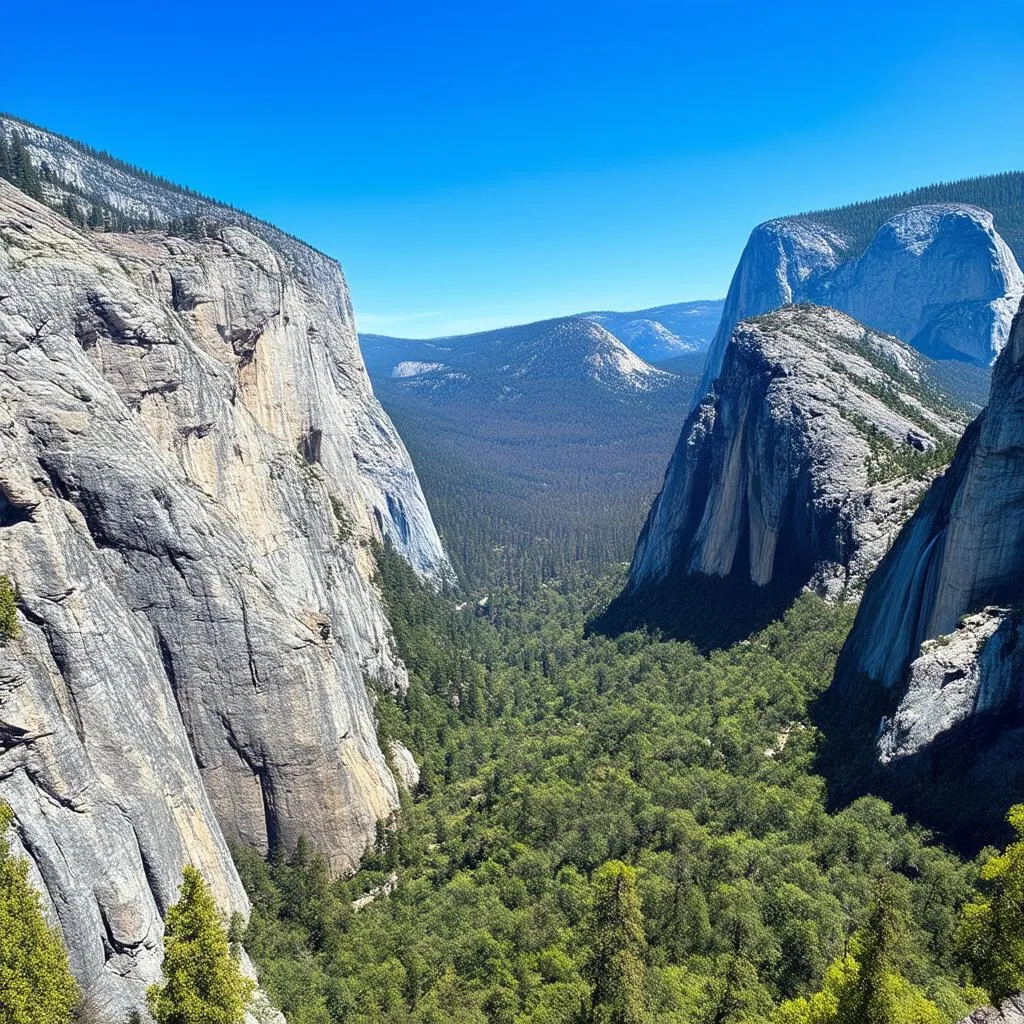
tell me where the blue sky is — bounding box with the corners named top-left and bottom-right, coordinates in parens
top-left (4, 0), bottom-right (1024, 336)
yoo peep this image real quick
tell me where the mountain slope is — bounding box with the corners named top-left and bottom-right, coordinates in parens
top-left (598, 305), bottom-right (968, 648)
top-left (363, 316), bottom-right (677, 396)
top-left (821, 298), bottom-right (1024, 847)
top-left (582, 299), bottom-right (723, 362)
top-left (699, 189), bottom-right (1024, 405)
top-left (361, 317), bottom-right (696, 587)
top-left (0, 122), bottom-right (446, 1017)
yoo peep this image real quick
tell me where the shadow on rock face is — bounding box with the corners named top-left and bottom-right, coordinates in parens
top-left (814, 674), bottom-right (1024, 857)
top-left (588, 560), bottom-right (804, 653)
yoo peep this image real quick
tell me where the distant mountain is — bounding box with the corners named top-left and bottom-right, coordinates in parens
top-left (362, 316), bottom-right (678, 396)
top-left (360, 316), bottom-right (697, 587)
top-left (582, 299), bottom-right (724, 362)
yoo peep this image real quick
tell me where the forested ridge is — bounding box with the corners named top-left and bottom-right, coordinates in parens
top-left (792, 171), bottom-right (1024, 260)
top-left (229, 546), bottom-right (1024, 1024)
top-left (380, 388), bottom-right (694, 591)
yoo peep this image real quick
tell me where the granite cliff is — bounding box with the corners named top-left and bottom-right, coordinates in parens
top-left (697, 204), bottom-right (1023, 405)
top-left (823, 298), bottom-right (1024, 846)
top-left (0, 121), bottom-right (446, 1017)
top-left (600, 305), bottom-right (966, 647)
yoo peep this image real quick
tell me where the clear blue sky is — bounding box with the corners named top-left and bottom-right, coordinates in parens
top-left (4, 1), bottom-right (1024, 336)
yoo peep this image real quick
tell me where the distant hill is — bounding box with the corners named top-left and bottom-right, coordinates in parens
top-left (582, 299), bottom-right (724, 362)
top-left (360, 316), bottom-right (696, 587)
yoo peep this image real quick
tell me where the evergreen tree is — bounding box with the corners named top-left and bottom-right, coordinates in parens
top-left (958, 804), bottom-right (1024, 1002)
top-left (0, 575), bottom-right (19, 642)
top-left (147, 866), bottom-right (254, 1024)
top-left (585, 860), bottom-right (649, 1024)
top-left (774, 878), bottom-right (943, 1024)
top-left (0, 802), bottom-right (79, 1024)
top-left (9, 134), bottom-right (42, 201)
top-left (0, 133), bottom-right (12, 183)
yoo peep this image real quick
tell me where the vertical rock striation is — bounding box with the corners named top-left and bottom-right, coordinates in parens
top-left (0, 132), bottom-right (446, 1015)
top-left (823, 298), bottom-right (1024, 845)
top-left (600, 305), bottom-right (965, 648)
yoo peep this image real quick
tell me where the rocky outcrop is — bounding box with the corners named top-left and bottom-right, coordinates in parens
top-left (600, 305), bottom-right (965, 647)
top-left (698, 205), bottom-right (1023, 401)
top-left (0, 164), bottom-right (443, 1015)
top-left (823, 299), bottom-right (1024, 846)
top-left (960, 995), bottom-right (1024, 1024)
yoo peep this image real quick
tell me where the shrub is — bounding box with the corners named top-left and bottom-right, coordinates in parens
top-left (0, 575), bottom-right (20, 642)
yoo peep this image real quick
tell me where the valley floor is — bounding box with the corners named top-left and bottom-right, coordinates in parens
top-left (233, 549), bottom-right (995, 1024)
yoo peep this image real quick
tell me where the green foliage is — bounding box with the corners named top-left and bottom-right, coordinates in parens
top-left (375, 364), bottom-right (695, 593)
top-left (234, 553), bottom-right (991, 1024)
top-left (147, 866), bottom-right (254, 1024)
top-left (329, 495), bottom-right (354, 544)
top-left (0, 802), bottom-right (79, 1024)
top-left (774, 878), bottom-right (950, 1024)
top-left (586, 861), bottom-right (648, 1024)
top-left (957, 804), bottom-right (1024, 1002)
top-left (0, 575), bottom-right (20, 642)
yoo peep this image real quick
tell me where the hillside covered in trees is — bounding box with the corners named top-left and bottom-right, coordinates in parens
top-left (228, 547), bottom-right (1024, 1024)
top-left (363, 321), bottom-right (699, 590)
top-left (794, 172), bottom-right (1024, 261)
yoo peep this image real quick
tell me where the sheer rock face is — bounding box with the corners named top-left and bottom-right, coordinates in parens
top-left (0, 178), bottom-right (440, 1013)
top-left (0, 113), bottom-right (449, 582)
top-left (631, 305), bottom-right (963, 593)
top-left (615, 306), bottom-right (964, 642)
top-left (827, 301), bottom-right (1024, 834)
top-left (698, 204), bottom-right (1023, 400)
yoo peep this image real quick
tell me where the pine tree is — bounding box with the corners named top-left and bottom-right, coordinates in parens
top-left (0, 802), bottom-right (80, 1024)
top-left (147, 866), bottom-right (254, 1024)
top-left (958, 804), bottom-right (1024, 1002)
top-left (838, 877), bottom-right (942, 1024)
top-left (585, 860), bottom-right (649, 1024)
top-left (9, 134), bottom-right (42, 201)
top-left (774, 877), bottom-right (942, 1024)
top-left (0, 133), bottom-right (13, 183)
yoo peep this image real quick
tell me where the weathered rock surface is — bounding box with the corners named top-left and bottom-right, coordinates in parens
top-left (0, 164), bottom-right (442, 1015)
top-left (824, 299), bottom-right (1024, 845)
top-left (602, 305), bottom-right (965, 647)
top-left (698, 204), bottom-right (1023, 402)
top-left (960, 995), bottom-right (1024, 1024)
top-left (0, 114), bottom-right (448, 583)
